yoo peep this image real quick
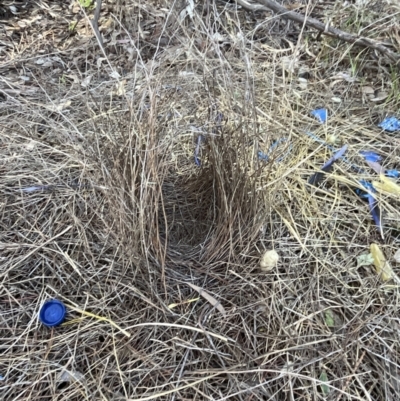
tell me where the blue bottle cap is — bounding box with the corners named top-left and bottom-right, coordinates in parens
top-left (39, 299), bottom-right (66, 327)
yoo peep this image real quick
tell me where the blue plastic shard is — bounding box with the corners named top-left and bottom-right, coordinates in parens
top-left (311, 108), bottom-right (328, 123)
top-left (386, 169), bottom-right (400, 178)
top-left (368, 194), bottom-right (383, 238)
top-left (359, 150), bottom-right (381, 163)
top-left (331, 144), bottom-right (348, 161)
top-left (194, 135), bottom-right (204, 167)
top-left (258, 150), bottom-right (269, 161)
top-left (365, 160), bottom-right (384, 175)
top-left (321, 145), bottom-right (347, 172)
top-left (359, 180), bottom-right (375, 192)
top-left (321, 144), bottom-right (348, 172)
top-left (364, 159), bottom-right (399, 178)
top-left (356, 180), bottom-right (375, 199)
top-left (258, 138), bottom-right (292, 163)
top-left (304, 131), bottom-right (335, 150)
top-left (378, 117), bottom-right (400, 132)
top-left (308, 145), bottom-right (348, 186)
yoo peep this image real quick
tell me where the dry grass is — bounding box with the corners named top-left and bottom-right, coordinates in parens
top-left (1, 0), bottom-right (400, 400)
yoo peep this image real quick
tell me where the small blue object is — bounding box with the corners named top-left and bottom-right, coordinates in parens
top-left (311, 108), bottom-right (328, 123)
top-left (386, 169), bottom-right (400, 178)
top-left (356, 180), bottom-right (376, 199)
top-left (320, 144), bottom-right (348, 172)
top-left (308, 144), bottom-right (348, 186)
top-left (378, 117), bottom-right (400, 132)
top-left (368, 194), bottom-right (382, 237)
top-left (359, 150), bottom-right (381, 163)
top-left (194, 135), bottom-right (204, 167)
top-left (39, 299), bottom-right (66, 327)
top-left (258, 138), bottom-right (292, 163)
top-left (258, 150), bottom-right (269, 161)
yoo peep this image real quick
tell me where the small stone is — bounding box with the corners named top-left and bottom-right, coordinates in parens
top-left (393, 249), bottom-right (400, 263)
top-left (370, 91), bottom-right (388, 102)
top-left (361, 86), bottom-right (374, 95)
top-left (298, 77), bottom-right (308, 90)
top-left (260, 250), bottom-right (279, 271)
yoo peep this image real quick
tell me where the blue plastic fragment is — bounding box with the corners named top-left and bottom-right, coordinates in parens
top-left (258, 138), bottom-right (292, 163)
top-left (320, 144), bottom-right (348, 172)
top-left (258, 150), bottom-right (269, 161)
top-left (359, 179), bottom-right (375, 193)
top-left (378, 117), bottom-right (400, 132)
top-left (308, 145), bottom-right (348, 186)
top-left (362, 154), bottom-right (399, 178)
top-left (359, 150), bottom-right (381, 163)
top-left (194, 135), bottom-right (204, 167)
top-left (311, 108), bottom-right (328, 123)
top-left (0, 375), bottom-right (4, 381)
top-left (305, 131), bottom-right (335, 150)
top-left (368, 194), bottom-right (382, 237)
top-left (356, 180), bottom-right (376, 199)
top-left (332, 144), bottom-right (348, 161)
top-left (386, 169), bottom-right (400, 178)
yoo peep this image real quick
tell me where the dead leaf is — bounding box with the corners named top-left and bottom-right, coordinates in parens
top-left (281, 56), bottom-right (299, 73)
top-left (187, 283), bottom-right (226, 317)
top-left (65, 74), bottom-right (80, 84)
top-left (370, 243), bottom-right (393, 281)
top-left (114, 80), bottom-right (126, 96)
top-left (24, 141), bottom-right (36, 150)
top-left (109, 70), bottom-right (121, 80)
top-left (97, 57), bottom-right (107, 68)
top-left (393, 249), bottom-right (400, 263)
top-left (179, 0), bottom-right (195, 22)
top-left (35, 57), bottom-right (53, 68)
top-left (212, 32), bottom-right (225, 42)
top-left (81, 75), bottom-right (92, 88)
top-left (330, 71), bottom-right (358, 83)
top-left (362, 86), bottom-right (374, 95)
top-left (46, 100), bottom-right (71, 112)
top-left (168, 298), bottom-right (200, 309)
top-left (59, 370), bottom-right (85, 383)
top-left (371, 91), bottom-right (388, 102)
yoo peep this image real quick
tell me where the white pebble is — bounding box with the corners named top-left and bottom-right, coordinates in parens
top-left (260, 250), bottom-right (279, 271)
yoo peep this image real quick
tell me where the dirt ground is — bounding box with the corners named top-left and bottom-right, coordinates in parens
top-left (1, 1), bottom-right (400, 400)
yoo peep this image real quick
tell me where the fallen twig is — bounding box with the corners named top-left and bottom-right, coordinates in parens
top-left (92, 0), bottom-right (104, 50)
top-left (236, 0), bottom-right (400, 64)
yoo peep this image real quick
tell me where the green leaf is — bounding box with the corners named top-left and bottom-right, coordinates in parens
top-left (357, 253), bottom-right (374, 267)
top-left (68, 21), bottom-right (77, 32)
top-left (324, 309), bottom-right (335, 328)
top-left (78, 0), bottom-right (94, 9)
top-left (319, 370), bottom-right (330, 396)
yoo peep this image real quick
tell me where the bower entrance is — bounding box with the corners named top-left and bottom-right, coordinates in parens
top-left (161, 169), bottom-right (216, 260)
top-left (159, 132), bottom-right (262, 265)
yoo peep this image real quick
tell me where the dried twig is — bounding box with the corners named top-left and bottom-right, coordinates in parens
top-left (92, 0), bottom-right (103, 50)
top-left (236, 0), bottom-right (400, 64)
